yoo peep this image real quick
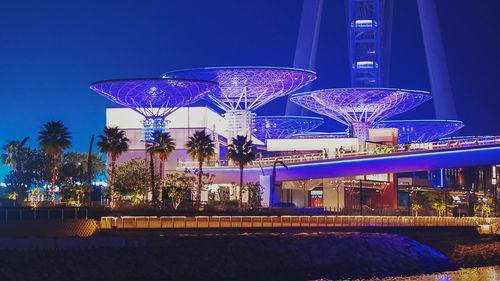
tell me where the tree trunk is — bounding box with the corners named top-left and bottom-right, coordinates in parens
top-left (239, 163), bottom-right (243, 208)
top-left (158, 161), bottom-right (163, 206)
top-left (150, 153), bottom-right (155, 206)
top-left (197, 157), bottom-right (203, 208)
top-left (110, 156), bottom-right (116, 208)
top-left (303, 184), bottom-right (307, 208)
top-left (87, 135), bottom-right (94, 204)
top-left (51, 164), bottom-right (57, 204)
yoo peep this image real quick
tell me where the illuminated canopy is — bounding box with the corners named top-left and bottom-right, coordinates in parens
top-left (375, 120), bottom-right (464, 144)
top-left (252, 116), bottom-right (324, 141)
top-left (290, 88), bottom-right (431, 125)
top-left (290, 132), bottom-right (348, 139)
top-left (164, 67), bottom-right (317, 111)
top-left (90, 78), bottom-right (218, 139)
top-left (90, 78), bottom-right (217, 118)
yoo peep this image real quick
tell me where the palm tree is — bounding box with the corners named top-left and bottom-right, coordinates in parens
top-left (146, 130), bottom-right (176, 205)
top-left (97, 127), bottom-right (129, 207)
top-left (2, 137), bottom-right (29, 172)
top-left (185, 130), bottom-right (215, 207)
top-left (227, 135), bottom-right (255, 208)
top-left (38, 121), bottom-right (71, 203)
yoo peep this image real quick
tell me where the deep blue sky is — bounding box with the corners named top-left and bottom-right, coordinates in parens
top-left (1, 0), bottom-right (499, 178)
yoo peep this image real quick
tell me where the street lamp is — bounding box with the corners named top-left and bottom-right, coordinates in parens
top-left (271, 160), bottom-right (288, 207)
top-left (359, 179), bottom-right (363, 215)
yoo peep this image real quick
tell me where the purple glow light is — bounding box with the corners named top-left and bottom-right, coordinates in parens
top-left (290, 88), bottom-right (432, 125)
top-left (203, 145), bottom-right (500, 183)
top-left (90, 78), bottom-right (218, 119)
top-left (291, 132), bottom-right (348, 139)
top-left (164, 67), bottom-right (317, 111)
top-left (252, 116), bottom-right (324, 141)
top-left (375, 120), bottom-right (464, 144)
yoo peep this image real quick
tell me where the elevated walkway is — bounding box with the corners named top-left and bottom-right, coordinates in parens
top-left (200, 143), bottom-right (500, 183)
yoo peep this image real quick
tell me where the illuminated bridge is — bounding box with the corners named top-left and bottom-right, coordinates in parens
top-left (178, 137), bottom-right (500, 184)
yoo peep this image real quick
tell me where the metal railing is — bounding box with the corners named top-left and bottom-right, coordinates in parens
top-left (177, 136), bottom-right (500, 169)
top-left (100, 215), bottom-right (500, 230)
top-left (0, 208), bottom-right (89, 222)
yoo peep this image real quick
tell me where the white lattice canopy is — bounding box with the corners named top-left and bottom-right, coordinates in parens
top-left (163, 67), bottom-right (317, 112)
top-left (375, 120), bottom-right (464, 144)
top-left (290, 88), bottom-right (432, 126)
top-left (252, 116), bottom-right (324, 141)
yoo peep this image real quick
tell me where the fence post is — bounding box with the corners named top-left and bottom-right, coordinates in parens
top-left (19, 208), bottom-right (22, 221)
top-left (47, 209), bottom-right (50, 220)
top-left (34, 208), bottom-right (36, 220)
top-left (5, 208), bottom-right (7, 222)
top-left (85, 208), bottom-right (88, 219)
top-left (74, 208), bottom-right (77, 220)
top-left (61, 209), bottom-right (64, 220)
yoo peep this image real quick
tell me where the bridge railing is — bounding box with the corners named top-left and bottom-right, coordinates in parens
top-left (100, 215), bottom-right (500, 230)
top-left (177, 136), bottom-right (500, 169)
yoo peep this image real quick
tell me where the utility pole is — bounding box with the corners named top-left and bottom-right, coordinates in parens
top-left (359, 179), bottom-right (363, 215)
top-left (444, 186), bottom-right (448, 217)
top-left (407, 183), bottom-right (411, 216)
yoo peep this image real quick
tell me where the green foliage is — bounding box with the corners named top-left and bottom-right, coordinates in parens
top-left (185, 130), bottom-right (215, 207)
top-left (164, 172), bottom-right (196, 209)
top-left (38, 120), bottom-right (72, 202)
top-left (59, 152), bottom-right (106, 184)
top-left (1, 137), bottom-right (29, 171)
top-left (96, 127), bottom-right (129, 161)
top-left (3, 147), bottom-right (41, 203)
top-left (227, 135), bottom-right (256, 167)
top-left (114, 158), bottom-right (153, 202)
top-left (59, 183), bottom-right (92, 206)
top-left (246, 182), bottom-right (262, 208)
top-left (97, 126), bottom-right (129, 207)
top-left (227, 135), bottom-right (255, 207)
top-left (146, 130), bottom-right (176, 205)
top-left (146, 130), bottom-right (176, 163)
top-left (475, 198), bottom-right (494, 217)
top-left (432, 202), bottom-right (446, 216)
top-left (185, 130), bottom-right (215, 163)
top-left (411, 203), bottom-right (422, 212)
top-left (38, 121), bottom-right (71, 158)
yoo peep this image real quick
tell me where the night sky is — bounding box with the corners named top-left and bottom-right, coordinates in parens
top-left (1, 0), bottom-right (499, 178)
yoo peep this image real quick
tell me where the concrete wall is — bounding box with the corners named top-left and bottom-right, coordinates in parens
top-left (0, 219), bottom-right (98, 238)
